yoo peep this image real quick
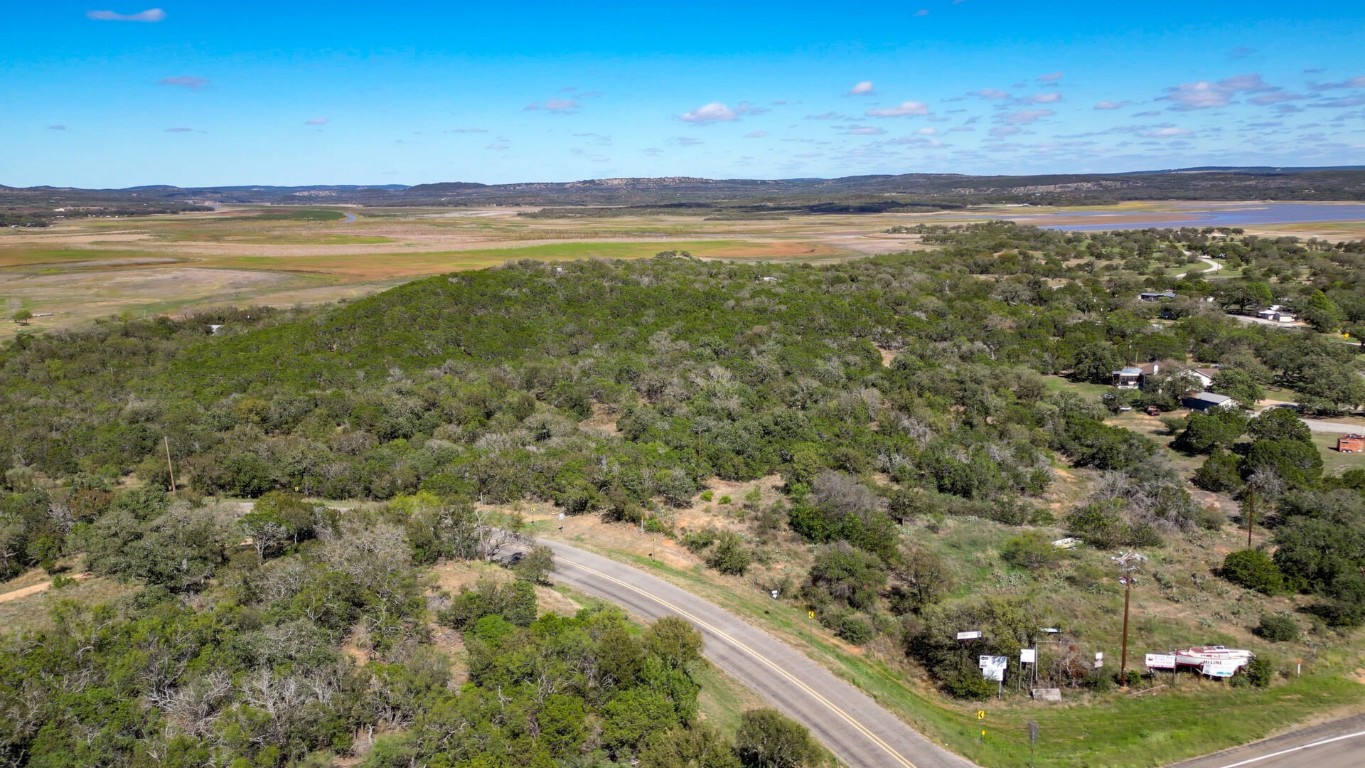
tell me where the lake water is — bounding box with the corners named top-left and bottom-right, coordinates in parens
top-left (999, 202), bottom-right (1365, 231)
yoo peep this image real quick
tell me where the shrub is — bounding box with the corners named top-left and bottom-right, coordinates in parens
top-left (706, 531), bottom-right (751, 575)
top-left (681, 528), bottom-right (717, 554)
top-left (1001, 531), bottom-right (1061, 569)
top-left (1255, 614), bottom-right (1299, 642)
top-left (1194, 449), bottom-right (1242, 493)
top-left (1242, 656), bottom-right (1274, 688)
top-left (834, 613), bottom-right (875, 645)
top-left (941, 656), bottom-right (995, 700)
top-left (1222, 549), bottom-right (1285, 595)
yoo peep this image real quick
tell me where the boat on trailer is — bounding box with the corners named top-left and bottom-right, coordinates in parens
top-left (1173, 645), bottom-right (1254, 673)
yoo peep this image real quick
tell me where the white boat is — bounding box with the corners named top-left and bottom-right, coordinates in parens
top-left (1173, 645), bottom-right (1254, 668)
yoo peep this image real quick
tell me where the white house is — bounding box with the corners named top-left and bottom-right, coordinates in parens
top-left (1257, 305), bottom-right (1296, 323)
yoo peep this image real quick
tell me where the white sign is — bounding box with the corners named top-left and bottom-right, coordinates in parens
top-left (1094, 652), bottom-right (1104, 669)
top-left (1202, 661), bottom-right (1239, 678)
top-left (979, 655), bottom-right (1007, 682)
top-left (957, 631), bottom-right (982, 640)
top-left (1020, 648), bottom-right (1037, 664)
top-left (1146, 653), bottom-right (1177, 670)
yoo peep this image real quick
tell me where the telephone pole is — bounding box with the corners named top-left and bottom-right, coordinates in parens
top-left (1112, 551), bottom-right (1147, 685)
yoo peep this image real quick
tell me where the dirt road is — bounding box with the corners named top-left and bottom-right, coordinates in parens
top-left (544, 539), bottom-right (977, 768)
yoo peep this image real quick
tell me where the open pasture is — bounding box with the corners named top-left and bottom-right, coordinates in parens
top-left (2, 200), bottom-right (1360, 340)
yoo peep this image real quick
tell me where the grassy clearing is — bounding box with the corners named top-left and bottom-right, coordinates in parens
top-left (1315, 432), bottom-right (1365, 476)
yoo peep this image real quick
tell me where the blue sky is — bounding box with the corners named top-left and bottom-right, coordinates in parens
top-left (3, 1), bottom-right (1363, 186)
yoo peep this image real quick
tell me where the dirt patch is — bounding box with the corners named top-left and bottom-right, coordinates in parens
top-left (0, 572), bottom-right (90, 604)
top-left (581, 402), bottom-right (621, 437)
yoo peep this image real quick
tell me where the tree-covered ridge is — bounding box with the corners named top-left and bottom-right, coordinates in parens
top-left (2, 222), bottom-right (1364, 708)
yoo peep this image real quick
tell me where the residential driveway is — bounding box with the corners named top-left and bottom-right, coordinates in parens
top-left (544, 539), bottom-right (979, 768)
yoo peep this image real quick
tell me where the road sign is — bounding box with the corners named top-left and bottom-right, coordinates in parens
top-left (808, 611), bottom-right (815, 619)
top-left (957, 630), bottom-right (982, 640)
top-left (976, 710), bottom-right (986, 720)
top-left (1094, 651), bottom-right (1104, 669)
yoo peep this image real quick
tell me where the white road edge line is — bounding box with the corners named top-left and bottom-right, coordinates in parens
top-left (1213, 729), bottom-right (1365, 768)
top-left (560, 556), bottom-right (922, 768)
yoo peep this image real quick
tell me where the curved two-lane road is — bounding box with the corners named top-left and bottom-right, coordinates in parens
top-left (544, 539), bottom-right (977, 768)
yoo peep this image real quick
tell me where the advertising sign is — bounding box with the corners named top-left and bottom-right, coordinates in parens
top-left (979, 655), bottom-right (1007, 681)
top-left (1020, 648), bottom-right (1036, 664)
top-left (1145, 653), bottom-right (1177, 669)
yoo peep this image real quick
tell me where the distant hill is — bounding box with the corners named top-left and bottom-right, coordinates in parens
top-left (4, 167), bottom-right (1364, 225)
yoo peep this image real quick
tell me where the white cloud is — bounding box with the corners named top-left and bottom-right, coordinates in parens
top-left (680, 102), bottom-right (738, 124)
top-left (990, 126), bottom-right (1022, 137)
top-left (1002, 109), bottom-right (1054, 124)
top-left (304, 117), bottom-right (329, 126)
top-left (159, 75), bottom-right (208, 89)
top-left (1030, 92), bottom-right (1062, 104)
top-left (846, 125), bottom-right (886, 135)
top-left (975, 88), bottom-right (1009, 100)
top-left (848, 81), bottom-right (875, 95)
top-left (47, 124), bottom-right (66, 130)
top-left (865, 101), bottom-right (930, 117)
top-left (87, 8), bottom-right (165, 22)
top-left (743, 130), bottom-right (768, 138)
top-left (1163, 73), bottom-right (1272, 110)
top-left (1094, 100), bottom-right (1130, 110)
top-left (525, 98), bottom-right (580, 113)
top-left (1141, 126), bottom-right (1192, 138)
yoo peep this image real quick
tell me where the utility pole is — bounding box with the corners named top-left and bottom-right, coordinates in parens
top-left (1112, 551), bottom-right (1147, 685)
top-left (164, 435), bottom-right (178, 493)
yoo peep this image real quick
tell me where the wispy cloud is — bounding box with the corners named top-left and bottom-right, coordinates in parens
top-left (1037, 71), bottom-right (1064, 83)
top-left (1228, 46), bottom-right (1256, 60)
top-left (159, 75), bottom-right (208, 90)
top-left (164, 127), bottom-right (195, 133)
top-left (914, 9), bottom-right (929, 16)
top-left (1001, 109), bottom-right (1054, 124)
top-left (1162, 73), bottom-right (1272, 110)
top-left (525, 98), bottom-right (580, 113)
top-left (1309, 75), bottom-right (1365, 91)
top-left (743, 130), bottom-right (768, 138)
top-left (47, 124), bottom-right (66, 130)
top-left (680, 102), bottom-right (736, 123)
top-left (974, 88), bottom-right (1009, 100)
top-left (865, 101), bottom-right (930, 117)
top-left (1140, 126), bottom-right (1192, 138)
top-left (1094, 100), bottom-right (1130, 110)
top-left (845, 125), bottom-right (886, 135)
top-left (445, 127), bottom-right (488, 134)
top-left (87, 8), bottom-right (165, 22)
top-left (671, 136), bottom-right (704, 147)
top-left (848, 80), bottom-right (875, 95)
top-left (990, 126), bottom-right (1021, 137)
top-left (1029, 92), bottom-right (1062, 104)
top-left (679, 101), bottom-right (764, 124)
top-left (304, 117), bottom-right (329, 126)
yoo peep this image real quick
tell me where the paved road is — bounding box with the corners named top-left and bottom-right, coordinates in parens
top-left (1169, 712), bottom-right (1365, 768)
top-left (543, 540), bottom-right (978, 768)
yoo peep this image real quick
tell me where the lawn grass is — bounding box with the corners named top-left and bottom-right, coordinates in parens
top-left (1315, 432), bottom-right (1365, 477)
